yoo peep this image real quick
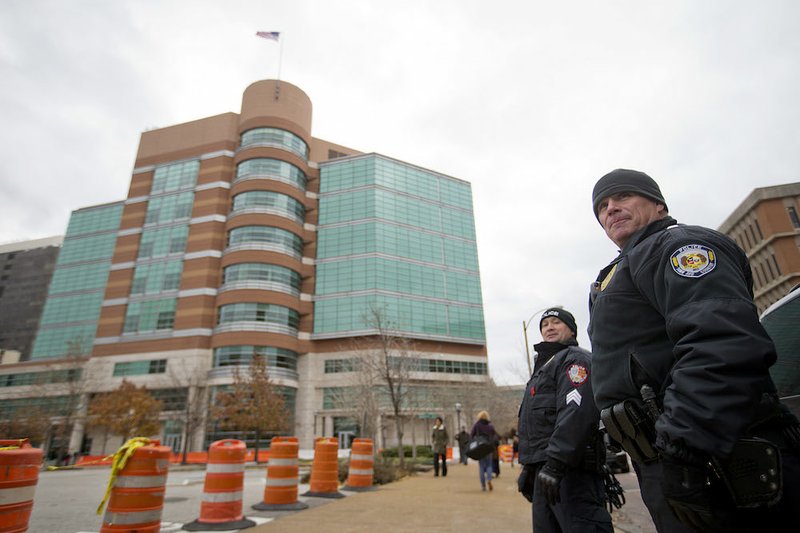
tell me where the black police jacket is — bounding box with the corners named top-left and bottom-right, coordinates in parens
top-left (517, 339), bottom-right (601, 467)
top-left (588, 216), bottom-right (778, 459)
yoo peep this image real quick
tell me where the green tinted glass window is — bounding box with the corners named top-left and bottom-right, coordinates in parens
top-left (236, 158), bottom-right (307, 190)
top-left (39, 292), bottom-right (104, 324)
top-left (65, 203), bottom-right (124, 236)
top-left (240, 128), bottom-right (308, 159)
top-left (56, 233), bottom-right (118, 265)
top-left (123, 298), bottom-right (177, 333)
top-left (231, 191), bottom-right (305, 222)
top-left (314, 294), bottom-right (484, 341)
top-left (112, 359), bottom-right (167, 376)
top-left (130, 260), bottom-right (183, 295)
top-left (138, 225), bottom-right (189, 258)
top-left (30, 325), bottom-right (97, 359)
top-left (223, 263), bottom-right (301, 290)
top-left (48, 262), bottom-right (111, 293)
top-left (217, 303), bottom-right (299, 330)
top-left (227, 226), bottom-right (303, 256)
top-left (150, 160), bottom-right (199, 194)
top-left (145, 191), bottom-right (194, 224)
top-left (213, 346), bottom-right (298, 371)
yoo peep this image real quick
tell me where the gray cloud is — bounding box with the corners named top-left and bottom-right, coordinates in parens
top-left (2, 0), bottom-right (799, 383)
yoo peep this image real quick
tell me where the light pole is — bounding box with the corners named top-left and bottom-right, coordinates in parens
top-left (523, 305), bottom-right (563, 376)
top-left (455, 402), bottom-right (462, 432)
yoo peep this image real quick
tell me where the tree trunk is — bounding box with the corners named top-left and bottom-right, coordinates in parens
top-left (395, 418), bottom-right (405, 469)
top-left (254, 429), bottom-right (261, 463)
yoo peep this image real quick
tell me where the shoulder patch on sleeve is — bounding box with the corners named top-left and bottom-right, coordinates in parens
top-left (566, 364), bottom-right (588, 386)
top-left (670, 244), bottom-right (716, 278)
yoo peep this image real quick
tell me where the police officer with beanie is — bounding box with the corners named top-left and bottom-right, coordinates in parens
top-left (588, 169), bottom-right (800, 532)
top-left (517, 307), bottom-right (612, 533)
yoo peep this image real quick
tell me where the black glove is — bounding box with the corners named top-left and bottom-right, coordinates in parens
top-left (517, 464), bottom-right (535, 502)
top-left (661, 456), bottom-right (733, 533)
top-left (537, 458), bottom-right (566, 506)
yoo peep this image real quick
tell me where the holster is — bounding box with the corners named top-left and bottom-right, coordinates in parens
top-left (711, 437), bottom-right (782, 509)
top-left (582, 430), bottom-right (606, 473)
top-left (601, 399), bottom-right (659, 464)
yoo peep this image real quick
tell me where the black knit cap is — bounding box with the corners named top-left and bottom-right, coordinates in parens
top-left (592, 169), bottom-right (668, 219)
top-left (539, 307), bottom-right (577, 338)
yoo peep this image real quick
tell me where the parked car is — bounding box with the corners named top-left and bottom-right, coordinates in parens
top-left (760, 284), bottom-right (800, 418)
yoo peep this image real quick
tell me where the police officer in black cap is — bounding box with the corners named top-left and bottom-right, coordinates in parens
top-left (517, 307), bottom-right (612, 533)
top-left (588, 169), bottom-right (800, 532)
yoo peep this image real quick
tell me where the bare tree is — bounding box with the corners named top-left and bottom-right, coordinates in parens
top-left (211, 355), bottom-right (287, 463)
top-left (326, 354), bottom-right (381, 447)
top-left (432, 378), bottom-right (521, 440)
top-left (166, 362), bottom-right (208, 464)
top-left (350, 304), bottom-right (421, 468)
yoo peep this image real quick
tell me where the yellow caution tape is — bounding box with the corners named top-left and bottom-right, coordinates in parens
top-left (0, 439), bottom-right (28, 450)
top-left (96, 437), bottom-right (151, 515)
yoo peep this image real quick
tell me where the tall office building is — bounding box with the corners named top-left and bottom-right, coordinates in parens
top-left (31, 203), bottom-right (123, 360)
top-left (0, 237), bottom-right (63, 361)
top-left (3, 79), bottom-right (488, 452)
top-left (718, 182), bottom-right (800, 312)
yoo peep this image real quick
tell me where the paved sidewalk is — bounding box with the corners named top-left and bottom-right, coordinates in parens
top-left (247, 462), bottom-right (655, 532)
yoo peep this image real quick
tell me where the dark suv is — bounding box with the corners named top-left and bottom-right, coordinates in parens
top-left (760, 284), bottom-right (800, 418)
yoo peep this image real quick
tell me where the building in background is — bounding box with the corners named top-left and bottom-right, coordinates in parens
top-left (0, 80), bottom-right (488, 456)
top-left (718, 182), bottom-right (800, 312)
top-left (0, 236), bottom-right (63, 361)
top-left (31, 202), bottom-right (123, 360)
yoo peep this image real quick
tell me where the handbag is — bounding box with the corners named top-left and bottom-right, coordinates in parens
top-left (466, 434), bottom-right (494, 460)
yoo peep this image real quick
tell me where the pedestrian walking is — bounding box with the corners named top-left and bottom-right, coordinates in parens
top-left (471, 410), bottom-right (498, 491)
top-left (431, 416), bottom-right (449, 477)
top-left (517, 307), bottom-right (612, 532)
top-left (457, 427), bottom-right (470, 465)
top-left (589, 169), bottom-right (800, 532)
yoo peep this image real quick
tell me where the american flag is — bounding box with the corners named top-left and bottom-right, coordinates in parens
top-left (256, 31), bottom-right (280, 42)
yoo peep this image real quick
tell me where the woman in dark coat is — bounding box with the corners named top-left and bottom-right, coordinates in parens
top-left (470, 410), bottom-right (498, 491)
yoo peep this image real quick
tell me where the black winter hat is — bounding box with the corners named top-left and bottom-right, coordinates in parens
top-left (592, 169), bottom-right (668, 219)
top-left (539, 307), bottom-right (577, 337)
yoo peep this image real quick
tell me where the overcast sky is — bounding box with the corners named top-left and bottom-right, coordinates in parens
top-left (2, 1), bottom-right (799, 384)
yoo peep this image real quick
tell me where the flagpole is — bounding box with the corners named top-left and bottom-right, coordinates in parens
top-left (275, 34), bottom-right (283, 100)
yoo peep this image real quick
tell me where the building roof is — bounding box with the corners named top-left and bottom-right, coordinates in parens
top-left (0, 235), bottom-right (63, 254)
top-left (718, 181), bottom-right (800, 233)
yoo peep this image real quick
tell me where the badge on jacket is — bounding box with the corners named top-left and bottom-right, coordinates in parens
top-left (567, 364), bottom-right (588, 386)
top-left (670, 244), bottom-right (716, 278)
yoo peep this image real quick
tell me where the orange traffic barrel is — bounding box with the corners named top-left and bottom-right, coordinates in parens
top-left (343, 438), bottom-right (376, 492)
top-left (184, 439), bottom-right (255, 531)
top-left (99, 440), bottom-right (171, 533)
top-left (0, 439), bottom-right (42, 533)
top-left (252, 437), bottom-right (308, 511)
top-left (302, 437), bottom-right (344, 499)
top-left (499, 444), bottom-right (513, 463)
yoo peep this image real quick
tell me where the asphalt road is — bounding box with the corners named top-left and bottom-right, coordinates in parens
top-left (29, 465), bottom-right (286, 533)
top-left (26, 462), bottom-right (656, 533)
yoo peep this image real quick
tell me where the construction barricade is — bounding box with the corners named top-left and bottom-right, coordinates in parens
top-left (343, 438), bottom-right (376, 492)
top-left (499, 444), bottom-right (513, 463)
top-left (97, 438), bottom-right (170, 533)
top-left (302, 437), bottom-right (344, 499)
top-left (252, 437), bottom-right (308, 511)
top-left (0, 439), bottom-right (42, 533)
top-left (183, 439), bottom-right (255, 531)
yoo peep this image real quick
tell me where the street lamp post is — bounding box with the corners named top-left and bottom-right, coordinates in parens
top-left (455, 402), bottom-right (462, 432)
top-left (523, 305), bottom-right (564, 376)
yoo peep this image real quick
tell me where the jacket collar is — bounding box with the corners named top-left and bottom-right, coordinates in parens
top-left (619, 216), bottom-right (678, 255)
top-left (532, 338), bottom-right (578, 373)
